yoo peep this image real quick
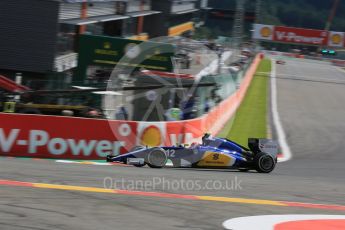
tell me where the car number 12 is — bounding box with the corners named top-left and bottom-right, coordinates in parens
top-left (166, 149), bottom-right (176, 157)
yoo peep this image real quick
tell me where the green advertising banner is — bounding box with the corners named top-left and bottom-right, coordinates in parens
top-left (75, 35), bottom-right (175, 83)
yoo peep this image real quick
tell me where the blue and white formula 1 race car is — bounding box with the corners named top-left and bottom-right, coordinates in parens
top-left (106, 134), bottom-right (279, 173)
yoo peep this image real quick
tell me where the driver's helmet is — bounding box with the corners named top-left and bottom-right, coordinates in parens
top-left (202, 133), bottom-right (211, 145)
top-left (190, 142), bottom-right (200, 149)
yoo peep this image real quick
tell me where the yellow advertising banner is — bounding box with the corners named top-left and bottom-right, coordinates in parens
top-left (128, 33), bottom-right (149, 41)
top-left (169, 22), bottom-right (194, 37)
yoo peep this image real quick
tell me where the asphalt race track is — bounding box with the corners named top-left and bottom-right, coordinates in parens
top-left (1, 58), bottom-right (345, 229)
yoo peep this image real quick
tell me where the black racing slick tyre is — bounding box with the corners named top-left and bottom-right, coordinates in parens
top-left (254, 152), bottom-right (276, 173)
top-left (145, 147), bottom-right (167, 168)
top-left (131, 146), bottom-right (146, 167)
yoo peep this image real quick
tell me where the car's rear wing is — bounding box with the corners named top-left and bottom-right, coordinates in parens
top-left (248, 138), bottom-right (279, 156)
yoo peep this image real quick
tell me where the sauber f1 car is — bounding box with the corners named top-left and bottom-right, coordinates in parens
top-left (106, 134), bottom-right (278, 173)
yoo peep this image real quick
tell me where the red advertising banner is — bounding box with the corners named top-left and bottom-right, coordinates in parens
top-left (273, 26), bottom-right (328, 46)
top-left (253, 24), bottom-right (345, 47)
top-left (0, 114), bottom-right (137, 159)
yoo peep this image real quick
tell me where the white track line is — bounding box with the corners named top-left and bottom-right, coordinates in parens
top-left (55, 160), bottom-right (78, 164)
top-left (271, 59), bottom-right (292, 162)
top-left (223, 215), bottom-right (345, 230)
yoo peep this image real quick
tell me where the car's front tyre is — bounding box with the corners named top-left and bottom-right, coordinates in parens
top-left (145, 148), bottom-right (167, 168)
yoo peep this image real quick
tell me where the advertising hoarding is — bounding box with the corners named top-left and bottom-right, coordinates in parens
top-left (252, 24), bottom-right (345, 48)
top-left (76, 35), bottom-right (175, 82)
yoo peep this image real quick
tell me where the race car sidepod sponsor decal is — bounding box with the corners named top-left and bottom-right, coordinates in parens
top-left (197, 151), bottom-right (235, 167)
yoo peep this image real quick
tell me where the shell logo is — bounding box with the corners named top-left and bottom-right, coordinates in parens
top-left (140, 125), bottom-right (162, 147)
top-left (260, 27), bottom-right (272, 38)
top-left (331, 34), bottom-right (342, 44)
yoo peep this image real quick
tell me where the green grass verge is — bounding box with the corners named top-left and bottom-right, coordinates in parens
top-left (218, 59), bottom-right (271, 147)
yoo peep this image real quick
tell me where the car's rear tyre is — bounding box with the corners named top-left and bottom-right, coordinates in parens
top-left (254, 152), bottom-right (276, 173)
top-left (145, 147), bottom-right (167, 168)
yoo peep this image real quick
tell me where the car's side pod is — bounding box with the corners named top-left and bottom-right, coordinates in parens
top-left (248, 138), bottom-right (279, 156)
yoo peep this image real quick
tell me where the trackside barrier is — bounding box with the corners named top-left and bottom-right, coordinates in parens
top-left (0, 55), bottom-right (262, 159)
